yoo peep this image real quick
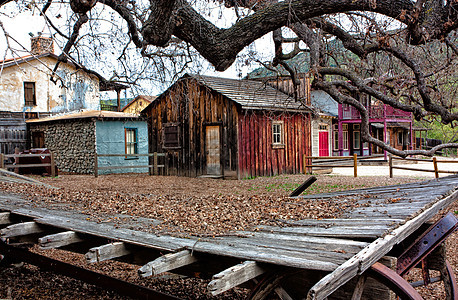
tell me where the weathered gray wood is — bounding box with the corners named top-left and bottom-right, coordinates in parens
top-left (138, 250), bottom-right (197, 277)
top-left (350, 275), bottom-right (367, 300)
top-left (274, 287), bottom-right (294, 300)
top-left (283, 218), bottom-right (404, 227)
top-left (0, 221), bottom-right (44, 238)
top-left (208, 261), bottom-right (265, 296)
top-left (235, 231), bottom-right (369, 253)
top-left (33, 216), bottom-right (193, 252)
top-left (254, 225), bottom-right (389, 239)
top-left (306, 187), bottom-right (458, 300)
top-left (85, 242), bottom-right (131, 263)
top-left (0, 212), bottom-right (11, 225)
top-left (38, 231), bottom-right (84, 249)
top-left (0, 168), bottom-right (55, 187)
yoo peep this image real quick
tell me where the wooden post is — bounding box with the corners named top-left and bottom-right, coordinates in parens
top-left (303, 154), bottom-right (307, 174)
top-left (94, 152), bottom-right (98, 178)
top-left (389, 155), bottom-right (393, 178)
top-left (50, 151), bottom-right (56, 177)
top-left (0, 153), bottom-right (4, 169)
top-left (14, 147), bottom-right (19, 174)
top-left (153, 152), bottom-right (158, 175)
top-left (353, 153), bottom-right (357, 177)
top-left (433, 157), bottom-right (439, 179)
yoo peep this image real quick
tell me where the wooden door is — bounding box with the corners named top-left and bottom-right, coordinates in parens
top-left (206, 126), bottom-right (221, 175)
top-left (319, 131), bottom-right (329, 156)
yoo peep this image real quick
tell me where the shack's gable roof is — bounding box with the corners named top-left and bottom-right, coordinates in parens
top-left (26, 110), bottom-right (139, 124)
top-left (189, 74), bottom-right (309, 112)
top-left (122, 95), bottom-right (156, 112)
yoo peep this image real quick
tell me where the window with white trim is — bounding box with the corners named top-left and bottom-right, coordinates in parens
top-left (342, 124), bottom-right (349, 150)
top-left (333, 124), bottom-right (339, 150)
top-left (272, 121), bottom-right (283, 146)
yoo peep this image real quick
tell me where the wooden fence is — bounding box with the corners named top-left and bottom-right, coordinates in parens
top-left (303, 154), bottom-right (358, 177)
top-left (389, 155), bottom-right (458, 178)
top-left (0, 152), bottom-right (56, 177)
top-left (94, 152), bottom-right (166, 177)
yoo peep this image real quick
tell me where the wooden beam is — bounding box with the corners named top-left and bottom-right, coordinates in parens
top-left (0, 212), bottom-right (11, 225)
top-left (138, 250), bottom-right (197, 277)
top-left (208, 261), bottom-right (265, 296)
top-left (350, 275), bottom-right (367, 300)
top-left (38, 231), bottom-right (84, 249)
top-left (289, 176), bottom-right (317, 197)
top-left (307, 188), bottom-right (458, 300)
top-left (85, 242), bottom-right (131, 263)
top-left (0, 221), bottom-right (43, 238)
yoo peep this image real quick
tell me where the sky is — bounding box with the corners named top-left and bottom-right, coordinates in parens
top-left (0, 1), bottom-right (275, 97)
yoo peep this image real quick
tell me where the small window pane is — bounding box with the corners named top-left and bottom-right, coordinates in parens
top-left (353, 130), bottom-right (361, 149)
top-left (272, 122), bottom-right (283, 145)
top-left (125, 128), bottom-right (137, 155)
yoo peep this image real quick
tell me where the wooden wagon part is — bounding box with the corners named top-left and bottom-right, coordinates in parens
top-left (0, 175), bottom-right (457, 299)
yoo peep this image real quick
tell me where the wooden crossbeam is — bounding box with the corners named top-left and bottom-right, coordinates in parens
top-left (85, 242), bottom-right (131, 263)
top-left (0, 221), bottom-right (43, 238)
top-left (0, 212), bottom-right (11, 225)
top-left (208, 261), bottom-right (265, 296)
top-left (38, 231), bottom-right (84, 249)
top-left (138, 250), bottom-right (197, 277)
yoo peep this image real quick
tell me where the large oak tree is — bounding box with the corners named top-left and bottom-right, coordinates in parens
top-left (1, 0), bottom-right (457, 156)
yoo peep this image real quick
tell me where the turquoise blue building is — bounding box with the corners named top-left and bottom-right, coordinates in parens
top-left (27, 111), bottom-right (149, 175)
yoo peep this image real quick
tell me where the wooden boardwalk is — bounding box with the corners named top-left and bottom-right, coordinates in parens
top-left (0, 175), bottom-right (457, 299)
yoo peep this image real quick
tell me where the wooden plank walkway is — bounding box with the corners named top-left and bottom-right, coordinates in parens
top-left (0, 175), bottom-right (457, 299)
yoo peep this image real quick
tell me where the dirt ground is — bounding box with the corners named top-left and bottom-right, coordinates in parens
top-left (0, 173), bottom-right (456, 299)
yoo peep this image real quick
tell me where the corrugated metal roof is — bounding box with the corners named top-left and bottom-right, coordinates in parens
top-left (189, 74), bottom-right (310, 112)
top-left (26, 110), bottom-right (139, 123)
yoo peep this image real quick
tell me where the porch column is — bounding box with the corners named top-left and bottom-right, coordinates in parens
top-left (383, 120), bottom-right (387, 160)
top-left (338, 121), bottom-right (343, 156)
top-left (409, 122), bottom-right (413, 151)
top-left (116, 89), bottom-right (121, 112)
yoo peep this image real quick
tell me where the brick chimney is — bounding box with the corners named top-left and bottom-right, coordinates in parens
top-left (30, 35), bottom-right (54, 55)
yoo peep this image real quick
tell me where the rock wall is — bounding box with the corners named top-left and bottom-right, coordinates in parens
top-left (29, 120), bottom-right (96, 174)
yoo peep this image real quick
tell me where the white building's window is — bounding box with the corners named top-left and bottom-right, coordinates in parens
top-left (333, 124), bottom-right (339, 150)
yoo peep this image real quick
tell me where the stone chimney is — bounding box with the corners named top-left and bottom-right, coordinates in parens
top-left (30, 35), bottom-right (54, 55)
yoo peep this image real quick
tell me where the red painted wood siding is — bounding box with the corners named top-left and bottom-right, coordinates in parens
top-left (237, 112), bottom-right (311, 179)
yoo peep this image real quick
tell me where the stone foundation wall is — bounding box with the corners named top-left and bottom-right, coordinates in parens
top-left (29, 119), bottom-right (96, 174)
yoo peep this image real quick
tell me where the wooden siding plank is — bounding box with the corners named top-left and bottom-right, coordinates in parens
top-left (254, 115), bottom-right (259, 177)
top-left (266, 115), bottom-right (272, 176)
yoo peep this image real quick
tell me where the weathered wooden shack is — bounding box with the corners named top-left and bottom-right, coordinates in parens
top-left (142, 74), bottom-right (312, 179)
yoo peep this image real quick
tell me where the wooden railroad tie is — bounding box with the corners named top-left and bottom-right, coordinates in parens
top-left (86, 242), bottom-right (131, 263)
top-left (39, 231), bottom-right (85, 249)
top-left (138, 249), bottom-right (197, 277)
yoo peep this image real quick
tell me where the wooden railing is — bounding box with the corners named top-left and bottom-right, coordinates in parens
top-left (389, 155), bottom-right (458, 178)
top-left (94, 152), bottom-right (166, 177)
top-left (303, 154), bottom-right (358, 177)
top-left (0, 152), bottom-right (56, 177)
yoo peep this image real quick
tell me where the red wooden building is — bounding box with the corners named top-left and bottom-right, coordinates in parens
top-left (142, 74), bottom-right (312, 179)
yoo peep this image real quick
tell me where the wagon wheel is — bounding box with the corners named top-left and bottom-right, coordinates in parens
top-left (246, 261), bottom-right (457, 300)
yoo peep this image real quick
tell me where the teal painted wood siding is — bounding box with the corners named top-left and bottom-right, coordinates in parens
top-left (95, 120), bottom-right (149, 174)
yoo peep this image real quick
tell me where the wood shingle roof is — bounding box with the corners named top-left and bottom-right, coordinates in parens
top-left (189, 74), bottom-right (311, 112)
